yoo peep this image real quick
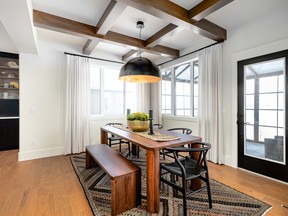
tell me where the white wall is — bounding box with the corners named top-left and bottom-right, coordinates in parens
top-left (222, 5), bottom-right (288, 167)
top-left (18, 41), bottom-right (83, 161)
top-left (162, 116), bottom-right (198, 134)
top-left (18, 39), bottom-right (127, 161)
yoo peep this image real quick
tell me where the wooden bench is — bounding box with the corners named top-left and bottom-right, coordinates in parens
top-left (86, 144), bottom-right (141, 216)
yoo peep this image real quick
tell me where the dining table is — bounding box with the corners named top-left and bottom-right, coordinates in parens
top-left (100, 125), bottom-right (202, 214)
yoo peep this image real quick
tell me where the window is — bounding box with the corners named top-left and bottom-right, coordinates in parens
top-left (90, 64), bottom-right (137, 115)
top-left (161, 59), bottom-right (198, 117)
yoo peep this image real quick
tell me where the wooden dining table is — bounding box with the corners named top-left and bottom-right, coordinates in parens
top-left (100, 125), bottom-right (202, 214)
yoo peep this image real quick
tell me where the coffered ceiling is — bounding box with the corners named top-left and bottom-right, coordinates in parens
top-left (0, 0), bottom-right (287, 64)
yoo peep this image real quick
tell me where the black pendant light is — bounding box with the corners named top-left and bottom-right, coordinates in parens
top-left (119, 21), bottom-right (161, 83)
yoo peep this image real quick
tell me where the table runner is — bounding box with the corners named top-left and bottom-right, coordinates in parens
top-left (114, 125), bottom-right (180, 142)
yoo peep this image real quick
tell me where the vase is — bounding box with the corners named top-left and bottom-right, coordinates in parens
top-left (127, 120), bottom-right (149, 132)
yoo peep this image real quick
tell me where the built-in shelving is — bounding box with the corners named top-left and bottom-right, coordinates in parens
top-left (0, 54), bottom-right (19, 100)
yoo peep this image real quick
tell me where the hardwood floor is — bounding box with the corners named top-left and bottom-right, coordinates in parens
top-left (0, 149), bottom-right (287, 216)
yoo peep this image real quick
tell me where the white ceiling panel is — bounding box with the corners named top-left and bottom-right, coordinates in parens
top-left (159, 29), bottom-right (210, 50)
top-left (110, 6), bottom-right (169, 40)
top-left (206, 0), bottom-right (288, 29)
top-left (93, 42), bottom-right (131, 57)
top-left (169, 0), bottom-right (203, 10)
top-left (32, 0), bottom-right (109, 26)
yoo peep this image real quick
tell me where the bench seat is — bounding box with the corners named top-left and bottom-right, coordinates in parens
top-left (86, 144), bottom-right (141, 215)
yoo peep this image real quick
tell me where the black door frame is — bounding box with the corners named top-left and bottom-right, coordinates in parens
top-left (237, 50), bottom-right (288, 182)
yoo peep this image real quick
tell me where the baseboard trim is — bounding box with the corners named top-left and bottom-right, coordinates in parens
top-left (18, 147), bottom-right (65, 161)
top-left (224, 155), bottom-right (237, 168)
top-left (238, 167), bottom-right (288, 185)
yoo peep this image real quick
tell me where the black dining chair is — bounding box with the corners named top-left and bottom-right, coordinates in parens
top-left (160, 142), bottom-right (212, 216)
top-left (106, 123), bottom-right (131, 156)
top-left (161, 128), bottom-right (192, 160)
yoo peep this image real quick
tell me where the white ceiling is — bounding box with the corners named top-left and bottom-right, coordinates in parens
top-left (0, 0), bottom-right (287, 64)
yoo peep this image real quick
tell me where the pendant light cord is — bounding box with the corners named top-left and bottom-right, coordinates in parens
top-left (139, 27), bottom-right (142, 57)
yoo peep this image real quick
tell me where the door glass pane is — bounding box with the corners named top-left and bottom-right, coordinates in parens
top-left (259, 93), bottom-right (277, 109)
top-left (246, 95), bottom-right (254, 109)
top-left (244, 58), bottom-right (285, 163)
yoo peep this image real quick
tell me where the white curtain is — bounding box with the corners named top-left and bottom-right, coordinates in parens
top-left (198, 43), bottom-right (224, 164)
top-left (65, 55), bottom-right (91, 154)
top-left (137, 83), bottom-right (151, 113)
top-left (150, 82), bottom-right (162, 124)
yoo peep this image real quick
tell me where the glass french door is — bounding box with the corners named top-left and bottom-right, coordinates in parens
top-left (238, 50), bottom-right (288, 182)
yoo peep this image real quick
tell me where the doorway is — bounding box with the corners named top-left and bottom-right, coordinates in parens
top-left (237, 50), bottom-right (288, 182)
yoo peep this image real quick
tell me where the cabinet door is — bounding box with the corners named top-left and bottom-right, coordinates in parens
top-left (0, 119), bottom-right (19, 150)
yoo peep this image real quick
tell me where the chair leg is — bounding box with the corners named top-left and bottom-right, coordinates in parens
top-left (119, 140), bottom-right (122, 152)
top-left (182, 178), bottom-right (187, 216)
top-left (206, 173), bottom-right (213, 208)
top-left (128, 142), bottom-right (131, 156)
top-left (136, 146), bottom-right (140, 158)
top-left (162, 149), bottom-right (166, 160)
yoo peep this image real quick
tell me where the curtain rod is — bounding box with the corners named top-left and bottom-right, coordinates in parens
top-left (157, 42), bottom-right (221, 67)
top-left (64, 52), bottom-right (124, 64)
top-left (65, 41), bottom-right (221, 67)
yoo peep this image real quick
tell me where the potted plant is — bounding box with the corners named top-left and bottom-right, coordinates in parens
top-left (127, 112), bottom-right (149, 132)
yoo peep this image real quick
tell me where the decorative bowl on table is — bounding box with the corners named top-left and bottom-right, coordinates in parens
top-left (127, 112), bottom-right (150, 132)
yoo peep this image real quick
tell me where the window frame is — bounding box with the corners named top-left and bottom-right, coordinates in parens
top-left (90, 64), bottom-right (136, 116)
top-left (161, 58), bottom-right (198, 118)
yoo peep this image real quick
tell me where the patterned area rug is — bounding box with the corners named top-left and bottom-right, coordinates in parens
top-left (70, 149), bottom-right (271, 216)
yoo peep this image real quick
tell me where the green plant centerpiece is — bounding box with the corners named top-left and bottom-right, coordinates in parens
top-left (127, 112), bottom-right (150, 132)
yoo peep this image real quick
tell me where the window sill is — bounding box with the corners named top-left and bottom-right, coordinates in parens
top-left (162, 115), bottom-right (198, 122)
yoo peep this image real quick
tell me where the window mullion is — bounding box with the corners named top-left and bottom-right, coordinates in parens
top-left (171, 67), bottom-right (176, 115)
top-left (190, 61), bottom-right (194, 117)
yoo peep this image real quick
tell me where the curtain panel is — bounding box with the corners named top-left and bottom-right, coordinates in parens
top-left (65, 55), bottom-right (91, 154)
top-left (198, 43), bottom-right (224, 164)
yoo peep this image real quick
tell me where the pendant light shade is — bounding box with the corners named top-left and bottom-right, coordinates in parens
top-left (119, 57), bottom-right (161, 83)
top-left (119, 21), bottom-right (161, 83)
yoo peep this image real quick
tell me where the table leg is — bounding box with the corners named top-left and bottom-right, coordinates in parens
top-left (100, 129), bottom-right (108, 144)
top-left (146, 149), bottom-right (160, 213)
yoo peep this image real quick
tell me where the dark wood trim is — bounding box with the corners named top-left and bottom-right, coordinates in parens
top-left (33, 10), bottom-right (179, 58)
top-left (144, 24), bottom-right (182, 48)
top-left (83, 0), bottom-right (127, 55)
top-left (122, 50), bottom-right (139, 62)
top-left (116, 0), bottom-right (227, 41)
top-left (83, 39), bottom-right (100, 55)
top-left (188, 0), bottom-right (234, 21)
top-left (96, 0), bottom-right (126, 35)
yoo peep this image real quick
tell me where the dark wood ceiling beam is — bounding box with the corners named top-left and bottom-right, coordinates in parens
top-left (189, 0), bottom-right (234, 21)
top-left (83, 0), bottom-right (127, 55)
top-left (33, 10), bottom-right (179, 58)
top-left (144, 24), bottom-right (182, 48)
top-left (116, 0), bottom-right (227, 41)
top-left (96, 0), bottom-right (126, 35)
top-left (102, 31), bottom-right (179, 57)
top-left (122, 50), bottom-right (139, 62)
top-left (122, 23), bottom-right (181, 62)
top-left (83, 39), bottom-right (100, 55)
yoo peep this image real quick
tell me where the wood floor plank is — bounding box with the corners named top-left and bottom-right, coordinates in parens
top-left (0, 149), bottom-right (287, 215)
